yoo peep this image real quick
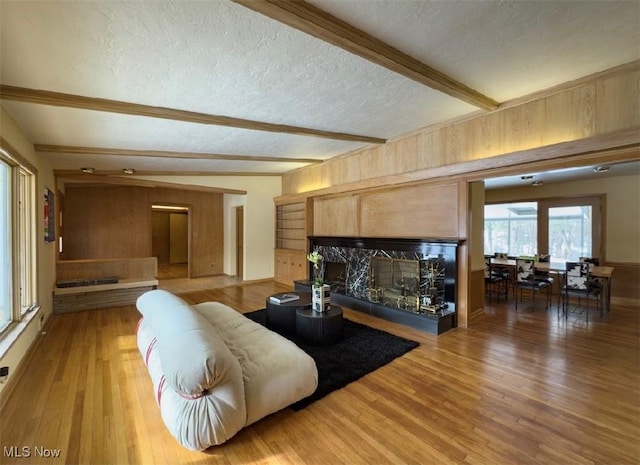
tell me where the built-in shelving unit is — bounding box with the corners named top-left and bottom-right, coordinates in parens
top-left (275, 202), bottom-right (306, 250)
top-left (274, 199), bottom-right (310, 284)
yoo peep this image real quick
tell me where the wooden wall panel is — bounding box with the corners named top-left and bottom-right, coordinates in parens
top-left (313, 195), bottom-right (360, 237)
top-left (63, 185), bottom-right (224, 277)
top-left (56, 257), bottom-right (157, 281)
top-left (543, 84), bottom-right (595, 145)
top-left (596, 70), bottom-right (640, 134)
top-left (468, 269), bottom-right (486, 326)
top-left (64, 186), bottom-right (150, 259)
top-left (281, 63), bottom-right (639, 196)
top-left (609, 262), bottom-right (640, 307)
top-left (469, 110), bottom-right (505, 161)
top-left (416, 129), bottom-right (444, 169)
top-left (329, 153), bottom-right (362, 186)
top-left (396, 135), bottom-right (419, 173)
top-left (503, 99), bottom-right (545, 155)
top-left (360, 183), bottom-right (459, 238)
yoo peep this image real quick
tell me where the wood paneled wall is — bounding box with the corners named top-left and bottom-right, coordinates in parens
top-left (279, 62), bottom-right (639, 326)
top-left (313, 194), bottom-right (360, 236)
top-left (313, 182), bottom-right (460, 239)
top-left (63, 186), bottom-right (223, 277)
top-left (282, 63), bottom-right (639, 195)
top-left (360, 183), bottom-right (459, 238)
top-left (610, 262), bottom-right (640, 307)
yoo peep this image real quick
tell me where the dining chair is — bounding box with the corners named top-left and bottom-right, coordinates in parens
top-left (492, 252), bottom-right (512, 296)
top-left (535, 254), bottom-right (554, 282)
top-left (515, 258), bottom-right (551, 311)
top-left (562, 261), bottom-right (602, 323)
top-left (485, 257), bottom-right (507, 303)
top-left (579, 257), bottom-right (604, 295)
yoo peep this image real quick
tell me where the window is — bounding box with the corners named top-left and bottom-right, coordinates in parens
top-left (0, 146), bottom-right (37, 335)
top-left (0, 160), bottom-right (12, 332)
top-left (548, 206), bottom-right (592, 262)
top-left (485, 197), bottom-right (602, 262)
top-left (484, 202), bottom-right (538, 256)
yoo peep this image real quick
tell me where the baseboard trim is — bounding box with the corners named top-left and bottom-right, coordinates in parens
top-left (0, 319), bottom-right (47, 413)
top-left (611, 297), bottom-right (640, 308)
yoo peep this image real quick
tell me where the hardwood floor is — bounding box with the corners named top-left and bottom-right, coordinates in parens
top-left (1, 280), bottom-right (639, 465)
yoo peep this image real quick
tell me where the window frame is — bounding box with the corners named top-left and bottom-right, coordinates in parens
top-left (0, 141), bottom-right (38, 336)
top-left (485, 195), bottom-right (604, 262)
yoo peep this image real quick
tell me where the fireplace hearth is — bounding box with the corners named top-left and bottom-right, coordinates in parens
top-left (295, 237), bottom-right (460, 335)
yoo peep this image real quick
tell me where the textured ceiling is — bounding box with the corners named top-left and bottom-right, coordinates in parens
top-left (1, 0), bottom-right (639, 179)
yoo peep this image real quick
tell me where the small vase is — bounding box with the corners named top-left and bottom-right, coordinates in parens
top-left (312, 283), bottom-right (331, 312)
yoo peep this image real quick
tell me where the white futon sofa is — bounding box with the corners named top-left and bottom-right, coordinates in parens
top-left (135, 289), bottom-right (318, 450)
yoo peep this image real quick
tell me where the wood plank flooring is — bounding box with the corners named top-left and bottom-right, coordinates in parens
top-left (1, 280), bottom-right (639, 465)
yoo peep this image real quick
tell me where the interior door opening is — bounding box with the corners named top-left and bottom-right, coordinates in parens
top-left (151, 204), bottom-right (190, 279)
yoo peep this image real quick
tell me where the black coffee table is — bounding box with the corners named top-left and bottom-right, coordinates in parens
top-left (265, 292), bottom-right (312, 336)
top-left (296, 305), bottom-right (343, 345)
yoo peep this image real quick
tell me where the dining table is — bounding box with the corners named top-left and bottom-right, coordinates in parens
top-left (490, 258), bottom-right (615, 319)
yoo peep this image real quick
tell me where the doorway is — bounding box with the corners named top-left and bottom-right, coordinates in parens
top-left (152, 205), bottom-right (190, 279)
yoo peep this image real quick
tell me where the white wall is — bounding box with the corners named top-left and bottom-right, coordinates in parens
top-left (0, 106), bottom-right (56, 401)
top-left (138, 176), bottom-right (281, 281)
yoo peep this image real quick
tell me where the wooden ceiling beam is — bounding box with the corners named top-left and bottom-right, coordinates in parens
top-left (55, 174), bottom-right (248, 194)
top-left (232, 0), bottom-right (499, 111)
top-left (54, 169), bottom-right (281, 177)
top-left (0, 85), bottom-right (386, 144)
top-left (36, 144), bottom-right (323, 165)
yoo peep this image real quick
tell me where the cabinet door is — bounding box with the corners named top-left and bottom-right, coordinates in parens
top-left (290, 252), bottom-right (308, 281)
top-left (274, 250), bottom-right (288, 282)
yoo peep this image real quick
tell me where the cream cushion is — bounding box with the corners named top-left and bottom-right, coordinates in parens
top-left (136, 290), bottom-right (246, 450)
top-left (136, 290), bottom-right (318, 450)
top-left (193, 302), bottom-right (318, 425)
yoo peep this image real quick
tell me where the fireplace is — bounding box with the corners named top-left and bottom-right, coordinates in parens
top-left (295, 237), bottom-right (460, 335)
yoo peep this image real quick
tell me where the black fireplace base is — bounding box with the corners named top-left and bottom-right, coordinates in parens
top-left (294, 280), bottom-right (455, 335)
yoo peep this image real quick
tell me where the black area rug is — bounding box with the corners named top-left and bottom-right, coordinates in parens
top-left (245, 309), bottom-right (419, 410)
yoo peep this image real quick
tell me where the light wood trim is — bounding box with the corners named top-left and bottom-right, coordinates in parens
top-left (56, 170), bottom-right (280, 177)
top-left (282, 64), bottom-right (639, 196)
top-left (500, 60), bottom-right (639, 111)
top-left (281, 129), bottom-right (640, 199)
top-left (38, 144), bottom-right (324, 165)
top-left (232, 0), bottom-right (498, 111)
top-left (0, 137), bottom-right (38, 174)
top-left (0, 85), bottom-right (385, 144)
top-left (55, 173), bottom-right (247, 194)
top-left (56, 257), bottom-right (158, 281)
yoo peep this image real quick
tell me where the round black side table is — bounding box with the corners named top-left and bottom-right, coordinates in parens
top-left (265, 292), bottom-right (312, 336)
top-left (296, 305), bottom-right (343, 345)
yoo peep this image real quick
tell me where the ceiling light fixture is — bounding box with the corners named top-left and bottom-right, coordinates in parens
top-left (594, 166), bottom-right (610, 173)
top-left (122, 168), bottom-right (135, 174)
top-left (80, 167), bottom-right (95, 174)
top-left (532, 180), bottom-right (543, 187)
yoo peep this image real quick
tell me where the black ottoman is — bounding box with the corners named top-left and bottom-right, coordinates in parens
top-left (296, 305), bottom-right (343, 345)
top-left (265, 292), bottom-right (312, 335)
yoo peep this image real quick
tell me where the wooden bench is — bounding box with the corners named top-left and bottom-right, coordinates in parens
top-left (53, 258), bottom-right (158, 313)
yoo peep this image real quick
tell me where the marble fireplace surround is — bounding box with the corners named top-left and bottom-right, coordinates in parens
top-left (300, 236), bottom-right (460, 334)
